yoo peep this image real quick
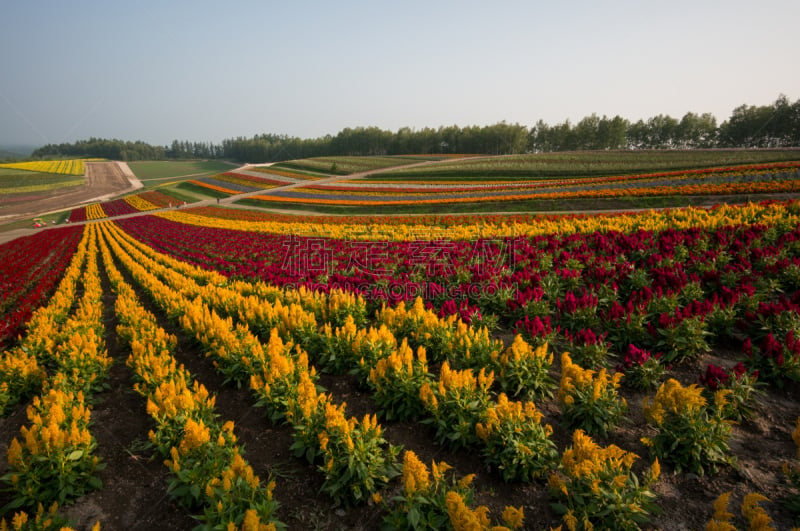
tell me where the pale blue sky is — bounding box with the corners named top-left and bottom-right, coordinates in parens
top-left (1, 0), bottom-right (798, 146)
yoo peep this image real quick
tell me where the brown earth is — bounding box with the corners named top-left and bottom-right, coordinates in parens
top-left (0, 161), bottom-right (141, 221)
top-left (0, 162), bottom-right (141, 238)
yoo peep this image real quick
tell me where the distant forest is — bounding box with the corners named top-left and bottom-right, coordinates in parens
top-left (32, 95), bottom-right (800, 163)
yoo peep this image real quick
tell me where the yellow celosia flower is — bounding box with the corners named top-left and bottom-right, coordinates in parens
top-left (446, 491), bottom-right (492, 531)
top-left (431, 459), bottom-right (451, 483)
top-left (401, 451), bottom-right (430, 495)
top-left (11, 511), bottom-right (27, 528)
top-left (741, 493), bottom-right (775, 531)
top-left (501, 505), bottom-right (524, 530)
top-left (179, 418), bottom-right (211, 453)
top-left (643, 378), bottom-right (711, 428)
top-left (650, 458), bottom-right (661, 482)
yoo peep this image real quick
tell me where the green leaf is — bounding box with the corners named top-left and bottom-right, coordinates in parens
top-left (550, 502), bottom-right (569, 515)
top-left (408, 507), bottom-right (420, 529)
top-left (68, 449), bottom-right (84, 460)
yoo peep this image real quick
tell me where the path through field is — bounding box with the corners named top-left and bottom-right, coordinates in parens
top-left (0, 162), bottom-right (143, 239)
top-left (0, 159), bottom-right (450, 245)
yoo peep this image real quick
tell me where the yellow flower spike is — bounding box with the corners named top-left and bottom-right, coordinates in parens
top-left (548, 473), bottom-right (568, 495)
top-left (401, 451), bottom-right (430, 495)
top-left (502, 505), bottom-right (524, 530)
top-left (11, 511), bottom-right (28, 528)
top-left (419, 382), bottom-right (437, 410)
top-left (6, 439), bottom-right (22, 467)
top-left (741, 493), bottom-right (774, 529)
top-left (167, 446), bottom-right (180, 472)
top-left (431, 459), bottom-right (451, 482)
top-left (710, 492), bottom-right (735, 524)
top-left (457, 473), bottom-right (475, 488)
top-left (612, 474), bottom-right (628, 488)
top-left (179, 418), bottom-right (211, 453)
top-left (563, 510), bottom-right (578, 531)
top-left (650, 458), bottom-right (661, 482)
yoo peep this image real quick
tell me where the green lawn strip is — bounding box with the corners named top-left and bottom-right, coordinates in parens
top-left (274, 155), bottom-right (426, 175)
top-left (0, 211), bottom-right (72, 232)
top-left (248, 165), bottom-right (331, 179)
top-left (169, 181), bottom-right (229, 201)
top-left (127, 160), bottom-right (236, 181)
top-left (0, 171), bottom-right (84, 192)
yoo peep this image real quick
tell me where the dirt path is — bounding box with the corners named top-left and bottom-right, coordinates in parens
top-left (0, 162), bottom-right (140, 224)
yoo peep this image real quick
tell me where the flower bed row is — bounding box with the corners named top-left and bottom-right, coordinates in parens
top-left (0, 226), bottom-right (83, 348)
top-left (67, 190), bottom-right (183, 223)
top-left (3, 212), bottom-right (793, 522)
top-left (0, 227), bottom-right (91, 413)
top-left (101, 221), bottom-right (537, 526)
top-left (0, 159), bottom-right (92, 176)
top-left (1, 225), bottom-right (108, 529)
top-left (299, 162), bottom-right (800, 195)
top-left (255, 175), bottom-right (800, 206)
top-left (153, 199), bottom-right (800, 241)
top-left (104, 220), bottom-right (664, 527)
top-left (116, 206), bottom-right (800, 375)
top-left (97, 225), bottom-right (282, 530)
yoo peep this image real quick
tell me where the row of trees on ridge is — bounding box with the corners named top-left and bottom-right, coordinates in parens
top-left (31, 95), bottom-right (800, 162)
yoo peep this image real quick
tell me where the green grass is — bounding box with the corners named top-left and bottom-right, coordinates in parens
top-left (0, 210), bottom-right (73, 233)
top-left (172, 181), bottom-right (229, 200)
top-left (274, 155), bottom-right (434, 175)
top-left (0, 170), bottom-right (84, 193)
top-left (127, 160), bottom-right (237, 183)
top-left (370, 149), bottom-right (800, 180)
top-left (248, 166), bottom-right (331, 180)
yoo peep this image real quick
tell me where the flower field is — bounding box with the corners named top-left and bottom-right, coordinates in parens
top-left (67, 191), bottom-right (180, 222)
top-left (4, 192), bottom-right (800, 528)
top-left (244, 162), bottom-right (800, 207)
top-left (0, 159), bottom-right (99, 176)
top-left (0, 226), bottom-right (83, 348)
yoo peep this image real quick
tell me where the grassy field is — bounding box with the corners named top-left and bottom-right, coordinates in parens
top-left (127, 160), bottom-right (237, 186)
top-left (273, 155), bottom-right (440, 175)
top-left (0, 169), bottom-right (83, 194)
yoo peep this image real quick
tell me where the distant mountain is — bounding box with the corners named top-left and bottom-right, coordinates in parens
top-left (0, 144), bottom-right (39, 159)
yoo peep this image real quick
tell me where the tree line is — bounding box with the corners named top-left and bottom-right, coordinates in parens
top-left (32, 94), bottom-right (800, 162)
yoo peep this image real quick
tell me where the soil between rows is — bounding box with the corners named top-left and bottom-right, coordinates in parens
top-left (1, 247), bottom-right (800, 530)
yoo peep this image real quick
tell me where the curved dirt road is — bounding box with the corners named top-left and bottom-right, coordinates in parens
top-left (0, 162), bottom-right (142, 245)
top-left (0, 162), bottom-right (141, 223)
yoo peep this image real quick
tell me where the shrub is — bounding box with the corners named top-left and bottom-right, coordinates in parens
top-left (642, 379), bottom-right (733, 475)
top-left (742, 331), bottom-right (800, 388)
top-left (558, 352), bottom-right (626, 437)
top-left (698, 362), bottom-right (763, 422)
top-left (381, 451), bottom-right (524, 531)
top-left (368, 339), bottom-right (430, 421)
top-left (475, 393), bottom-right (558, 482)
top-left (490, 335), bottom-right (555, 400)
top-left (548, 429), bottom-right (660, 531)
top-left (618, 344), bottom-right (666, 391)
top-left (420, 363), bottom-right (494, 450)
top-left (316, 403), bottom-right (401, 507)
top-left (562, 328), bottom-right (611, 369)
